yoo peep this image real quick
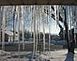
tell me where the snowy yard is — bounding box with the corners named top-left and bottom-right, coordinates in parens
top-left (0, 49), bottom-right (77, 61)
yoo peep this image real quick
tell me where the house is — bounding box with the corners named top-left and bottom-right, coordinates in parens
top-left (0, 29), bottom-right (18, 42)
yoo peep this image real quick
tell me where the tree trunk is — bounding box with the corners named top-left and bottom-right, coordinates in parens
top-left (64, 8), bottom-right (70, 53)
top-left (70, 29), bottom-right (75, 54)
top-left (64, 8), bottom-right (75, 54)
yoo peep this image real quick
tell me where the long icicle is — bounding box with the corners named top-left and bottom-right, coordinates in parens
top-left (48, 5), bottom-right (51, 60)
top-left (18, 6), bottom-right (21, 61)
top-left (0, 7), bottom-right (2, 43)
top-left (13, 6), bottom-right (16, 43)
top-left (42, 5), bottom-right (45, 52)
top-left (32, 5), bottom-right (36, 60)
top-left (21, 6), bottom-right (25, 50)
top-left (2, 6), bottom-right (5, 51)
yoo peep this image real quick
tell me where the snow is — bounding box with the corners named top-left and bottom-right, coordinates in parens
top-left (0, 49), bottom-right (77, 61)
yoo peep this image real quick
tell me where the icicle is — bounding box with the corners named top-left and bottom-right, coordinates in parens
top-left (2, 6), bottom-right (5, 51)
top-left (13, 6), bottom-right (16, 42)
top-left (30, 5), bottom-right (33, 42)
top-left (47, 6), bottom-right (50, 52)
top-left (32, 5), bottom-right (36, 60)
top-left (38, 5), bottom-right (42, 55)
top-left (17, 6), bottom-right (21, 61)
top-left (0, 7), bottom-right (1, 42)
top-left (42, 5), bottom-right (45, 52)
top-left (48, 5), bottom-right (51, 54)
top-left (37, 6), bottom-right (40, 61)
top-left (21, 6), bottom-right (25, 50)
top-left (36, 6), bottom-right (39, 56)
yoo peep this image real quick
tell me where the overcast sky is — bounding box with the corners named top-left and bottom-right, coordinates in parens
top-left (2, 5), bottom-right (76, 35)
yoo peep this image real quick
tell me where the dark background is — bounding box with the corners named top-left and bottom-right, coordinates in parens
top-left (0, 0), bottom-right (77, 5)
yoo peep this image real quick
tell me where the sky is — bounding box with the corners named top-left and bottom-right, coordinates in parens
top-left (1, 6), bottom-right (62, 35)
top-left (23, 6), bottom-right (60, 35)
top-left (1, 5), bottom-right (77, 39)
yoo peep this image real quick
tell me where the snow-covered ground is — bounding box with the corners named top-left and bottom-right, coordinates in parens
top-left (40, 49), bottom-right (77, 61)
top-left (0, 49), bottom-right (77, 61)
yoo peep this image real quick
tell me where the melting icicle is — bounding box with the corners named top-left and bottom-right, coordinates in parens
top-left (17, 6), bottom-right (21, 61)
top-left (2, 6), bottom-right (5, 51)
top-left (32, 5), bottom-right (36, 60)
top-left (21, 6), bottom-right (25, 50)
top-left (42, 5), bottom-right (45, 52)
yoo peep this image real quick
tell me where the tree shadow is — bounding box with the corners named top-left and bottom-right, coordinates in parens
top-left (65, 52), bottom-right (74, 61)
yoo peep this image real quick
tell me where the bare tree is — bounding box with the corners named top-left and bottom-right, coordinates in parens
top-left (44, 5), bottom-right (75, 54)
